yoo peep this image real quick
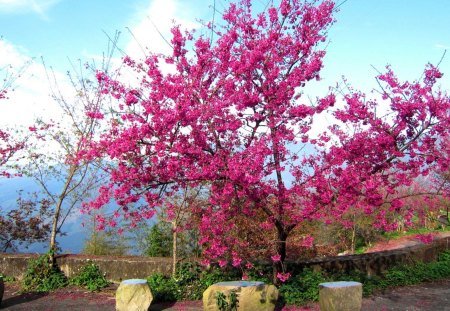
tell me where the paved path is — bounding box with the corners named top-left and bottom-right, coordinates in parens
top-left (2, 279), bottom-right (450, 310)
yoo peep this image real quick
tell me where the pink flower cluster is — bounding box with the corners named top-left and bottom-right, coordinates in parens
top-left (80, 0), bottom-right (450, 279)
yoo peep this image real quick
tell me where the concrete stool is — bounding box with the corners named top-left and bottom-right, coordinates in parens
top-left (203, 280), bottom-right (279, 311)
top-left (319, 281), bottom-right (362, 311)
top-left (116, 279), bottom-right (153, 311)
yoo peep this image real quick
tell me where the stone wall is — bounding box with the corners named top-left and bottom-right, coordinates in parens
top-left (286, 236), bottom-right (450, 276)
top-left (0, 253), bottom-right (173, 282)
top-left (0, 236), bottom-right (448, 283)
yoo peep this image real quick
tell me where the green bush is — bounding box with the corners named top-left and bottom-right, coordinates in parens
top-left (147, 273), bottom-right (179, 302)
top-left (146, 262), bottom-right (241, 302)
top-left (279, 269), bottom-right (327, 305)
top-left (0, 274), bottom-right (15, 283)
top-left (69, 263), bottom-right (109, 291)
top-left (21, 253), bottom-right (68, 292)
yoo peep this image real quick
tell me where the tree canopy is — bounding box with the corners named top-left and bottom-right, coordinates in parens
top-left (81, 0), bottom-right (450, 282)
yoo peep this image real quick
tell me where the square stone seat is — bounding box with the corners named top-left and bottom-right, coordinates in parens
top-left (319, 281), bottom-right (362, 311)
top-left (116, 279), bottom-right (153, 311)
top-left (203, 280), bottom-right (279, 311)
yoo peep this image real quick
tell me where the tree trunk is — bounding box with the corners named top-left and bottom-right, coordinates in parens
top-left (350, 225), bottom-right (356, 254)
top-left (49, 167), bottom-right (76, 264)
top-left (272, 228), bottom-right (288, 285)
top-left (48, 199), bottom-right (62, 264)
top-left (172, 221), bottom-right (177, 277)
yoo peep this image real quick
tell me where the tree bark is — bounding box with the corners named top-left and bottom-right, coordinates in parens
top-left (49, 166), bottom-right (76, 264)
top-left (172, 221), bottom-right (177, 277)
top-left (272, 227), bottom-right (288, 285)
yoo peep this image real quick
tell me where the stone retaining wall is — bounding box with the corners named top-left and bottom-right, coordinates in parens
top-left (0, 253), bottom-right (173, 282)
top-left (286, 236), bottom-right (450, 276)
top-left (0, 236), bottom-right (448, 282)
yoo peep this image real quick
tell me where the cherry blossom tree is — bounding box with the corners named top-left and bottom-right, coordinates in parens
top-left (21, 62), bottom-right (110, 259)
top-left (83, 0), bottom-right (450, 282)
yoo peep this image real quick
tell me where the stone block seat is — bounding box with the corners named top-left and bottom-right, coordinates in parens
top-left (319, 281), bottom-right (362, 311)
top-left (116, 279), bottom-right (153, 311)
top-left (203, 280), bottom-right (279, 311)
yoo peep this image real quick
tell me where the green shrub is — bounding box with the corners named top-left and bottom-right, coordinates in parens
top-left (69, 263), bottom-right (109, 291)
top-left (0, 274), bottom-right (15, 283)
top-left (147, 273), bottom-right (179, 302)
top-left (279, 269), bottom-right (327, 305)
top-left (146, 262), bottom-right (242, 302)
top-left (22, 253), bottom-right (67, 292)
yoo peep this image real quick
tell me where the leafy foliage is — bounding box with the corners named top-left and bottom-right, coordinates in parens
top-left (69, 262), bottom-right (109, 291)
top-left (82, 228), bottom-right (129, 256)
top-left (279, 269), bottom-right (327, 305)
top-left (21, 252), bottom-right (67, 292)
top-left (216, 289), bottom-right (239, 311)
top-left (147, 262), bottom-right (240, 302)
top-left (0, 194), bottom-right (52, 252)
top-left (146, 273), bottom-right (179, 302)
top-left (0, 274), bottom-right (15, 283)
top-left (144, 223), bottom-right (172, 257)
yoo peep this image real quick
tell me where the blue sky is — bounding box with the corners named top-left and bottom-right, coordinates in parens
top-left (0, 0), bottom-right (449, 126)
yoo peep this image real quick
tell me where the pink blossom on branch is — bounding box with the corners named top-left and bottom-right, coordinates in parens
top-left (82, 0), bottom-right (450, 282)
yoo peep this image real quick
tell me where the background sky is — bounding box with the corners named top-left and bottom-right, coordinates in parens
top-left (0, 0), bottom-right (449, 253)
top-left (0, 0), bottom-right (449, 128)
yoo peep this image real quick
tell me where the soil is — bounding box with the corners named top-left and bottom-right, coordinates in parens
top-left (1, 233), bottom-right (449, 310)
top-left (2, 279), bottom-right (450, 310)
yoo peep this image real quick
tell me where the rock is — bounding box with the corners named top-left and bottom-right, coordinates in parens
top-left (203, 280), bottom-right (279, 311)
top-left (115, 279), bottom-right (153, 311)
top-left (319, 281), bottom-right (362, 311)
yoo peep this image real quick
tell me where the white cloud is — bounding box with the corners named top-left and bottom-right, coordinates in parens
top-left (0, 39), bottom-right (65, 129)
top-left (435, 43), bottom-right (450, 50)
top-left (125, 0), bottom-right (209, 59)
top-left (0, 0), bottom-right (60, 18)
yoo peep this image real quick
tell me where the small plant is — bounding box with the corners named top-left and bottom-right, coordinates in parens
top-left (69, 262), bottom-right (109, 291)
top-left (216, 289), bottom-right (239, 311)
top-left (0, 274), bottom-right (15, 283)
top-left (22, 252), bottom-right (67, 292)
top-left (146, 274), bottom-right (179, 302)
top-left (279, 269), bottom-right (327, 305)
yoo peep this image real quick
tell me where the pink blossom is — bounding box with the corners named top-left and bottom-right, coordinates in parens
top-left (218, 259), bottom-right (228, 268)
top-left (271, 254), bottom-right (281, 262)
top-left (276, 272), bottom-right (291, 283)
top-left (415, 234), bottom-right (434, 244)
top-left (79, 0), bottom-right (450, 281)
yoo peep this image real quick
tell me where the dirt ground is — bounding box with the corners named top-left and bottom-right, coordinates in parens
top-left (1, 279), bottom-right (450, 310)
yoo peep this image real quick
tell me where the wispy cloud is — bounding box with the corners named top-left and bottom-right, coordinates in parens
top-left (435, 43), bottom-right (450, 50)
top-left (0, 0), bottom-right (60, 19)
top-left (125, 0), bottom-right (210, 59)
top-left (0, 39), bottom-right (66, 128)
